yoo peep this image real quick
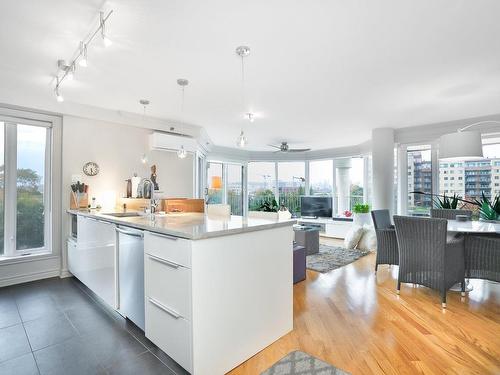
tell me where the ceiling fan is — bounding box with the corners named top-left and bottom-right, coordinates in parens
top-left (268, 141), bottom-right (311, 153)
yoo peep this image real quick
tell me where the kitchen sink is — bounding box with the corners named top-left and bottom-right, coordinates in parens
top-left (102, 212), bottom-right (142, 218)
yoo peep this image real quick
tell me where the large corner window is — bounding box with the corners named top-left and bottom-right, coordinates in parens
top-left (226, 164), bottom-right (243, 215)
top-left (0, 120), bottom-right (51, 257)
top-left (277, 162), bottom-right (305, 215)
top-left (309, 160), bottom-right (333, 196)
top-left (439, 138), bottom-right (500, 202)
top-left (407, 145), bottom-right (432, 216)
top-left (248, 162), bottom-right (276, 211)
top-left (334, 157), bottom-right (366, 215)
top-left (206, 161), bottom-right (244, 215)
top-left (206, 162), bottom-right (223, 204)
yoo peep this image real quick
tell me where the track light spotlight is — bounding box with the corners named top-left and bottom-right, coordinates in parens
top-left (79, 42), bottom-right (88, 67)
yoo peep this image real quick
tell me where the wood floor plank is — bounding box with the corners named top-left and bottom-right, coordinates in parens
top-left (228, 238), bottom-right (500, 375)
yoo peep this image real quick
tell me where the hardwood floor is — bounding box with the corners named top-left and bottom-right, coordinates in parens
top-left (229, 238), bottom-right (500, 375)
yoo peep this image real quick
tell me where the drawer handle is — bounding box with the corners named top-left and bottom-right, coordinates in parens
top-left (149, 297), bottom-right (181, 319)
top-left (148, 254), bottom-right (180, 269)
top-left (148, 232), bottom-right (178, 241)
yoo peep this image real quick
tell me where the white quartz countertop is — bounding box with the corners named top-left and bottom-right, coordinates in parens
top-left (68, 210), bottom-right (295, 240)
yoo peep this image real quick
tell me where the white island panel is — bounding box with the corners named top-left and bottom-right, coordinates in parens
top-left (191, 225), bottom-right (294, 375)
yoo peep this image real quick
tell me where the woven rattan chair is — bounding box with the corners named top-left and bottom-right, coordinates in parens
top-left (464, 234), bottom-right (500, 283)
top-left (371, 210), bottom-right (399, 272)
top-left (430, 208), bottom-right (472, 220)
top-left (394, 216), bottom-right (466, 308)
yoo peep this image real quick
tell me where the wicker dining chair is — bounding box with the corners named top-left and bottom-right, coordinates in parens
top-left (430, 208), bottom-right (472, 220)
top-left (393, 216), bottom-right (466, 308)
top-left (464, 234), bottom-right (500, 283)
top-left (371, 210), bottom-right (399, 272)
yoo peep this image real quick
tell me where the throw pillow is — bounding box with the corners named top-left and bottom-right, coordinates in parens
top-left (344, 225), bottom-right (364, 249)
top-left (357, 225), bottom-right (377, 251)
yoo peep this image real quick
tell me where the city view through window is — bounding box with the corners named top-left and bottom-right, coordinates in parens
top-left (247, 158), bottom-right (366, 216)
top-left (407, 141), bottom-right (500, 216)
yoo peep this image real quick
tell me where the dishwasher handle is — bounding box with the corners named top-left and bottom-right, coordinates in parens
top-left (116, 227), bottom-right (144, 238)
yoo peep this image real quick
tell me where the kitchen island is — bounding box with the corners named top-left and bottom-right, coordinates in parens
top-left (67, 210), bottom-right (295, 375)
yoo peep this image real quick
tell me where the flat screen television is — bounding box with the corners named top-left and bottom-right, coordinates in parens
top-left (300, 196), bottom-right (332, 218)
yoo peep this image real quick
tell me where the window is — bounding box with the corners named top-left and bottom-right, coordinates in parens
top-left (407, 145), bottom-right (432, 216)
top-left (226, 164), bottom-right (243, 215)
top-left (206, 162), bottom-right (223, 204)
top-left (248, 162), bottom-right (276, 211)
top-left (0, 121), bottom-right (51, 257)
top-left (335, 157), bottom-right (365, 215)
top-left (309, 160), bottom-right (333, 196)
top-left (277, 162), bottom-right (305, 214)
top-left (438, 139), bottom-right (500, 202)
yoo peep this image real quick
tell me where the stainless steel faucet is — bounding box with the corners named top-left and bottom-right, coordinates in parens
top-left (142, 178), bottom-right (158, 218)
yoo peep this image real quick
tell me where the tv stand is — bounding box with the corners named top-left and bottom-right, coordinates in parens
top-left (296, 216), bottom-right (353, 239)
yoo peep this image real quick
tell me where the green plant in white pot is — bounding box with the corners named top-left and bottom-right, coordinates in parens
top-left (352, 203), bottom-right (371, 226)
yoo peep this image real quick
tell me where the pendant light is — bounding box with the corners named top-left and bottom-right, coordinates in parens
top-left (235, 45), bottom-right (252, 147)
top-left (139, 99), bottom-right (150, 164)
top-left (438, 120), bottom-right (500, 160)
top-left (177, 78), bottom-right (189, 159)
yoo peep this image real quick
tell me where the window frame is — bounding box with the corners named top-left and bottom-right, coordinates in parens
top-left (398, 136), bottom-right (500, 215)
top-left (0, 115), bottom-right (53, 258)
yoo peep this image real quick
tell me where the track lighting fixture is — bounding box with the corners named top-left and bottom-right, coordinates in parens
top-left (100, 11), bottom-right (112, 47)
top-left (55, 82), bottom-right (64, 102)
top-left (54, 9), bottom-right (113, 101)
top-left (57, 60), bottom-right (75, 81)
top-left (79, 42), bottom-right (88, 67)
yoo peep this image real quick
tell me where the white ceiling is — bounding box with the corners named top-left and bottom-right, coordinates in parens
top-left (1, 0), bottom-right (500, 151)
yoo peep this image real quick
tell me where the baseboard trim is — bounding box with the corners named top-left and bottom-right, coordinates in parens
top-left (0, 268), bottom-right (60, 287)
top-left (60, 269), bottom-right (73, 278)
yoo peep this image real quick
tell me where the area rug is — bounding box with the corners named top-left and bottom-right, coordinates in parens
top-left (306, 244), bottom-right (370, 273)
top-left (261, 350), bottom-right (350, 375)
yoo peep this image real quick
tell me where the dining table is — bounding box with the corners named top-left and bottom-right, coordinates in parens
top-left (447, 219), bottom-right (500, 291)
top-left (447, 219), bottom-right (500, 234)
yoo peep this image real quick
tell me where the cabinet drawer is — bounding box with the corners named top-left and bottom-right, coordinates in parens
top-left (145, 297), bottom-right (192, 373)
top-left (144, 232), bottom-right (191, 268)
top-left (145, 253), bottom-right (192, 320)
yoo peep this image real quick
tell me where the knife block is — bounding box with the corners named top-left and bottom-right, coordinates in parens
top-left (70, 193), bottom-right (89, 209)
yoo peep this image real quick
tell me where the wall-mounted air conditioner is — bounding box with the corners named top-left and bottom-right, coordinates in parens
top-left (149, 131), bottom-right (198, 153)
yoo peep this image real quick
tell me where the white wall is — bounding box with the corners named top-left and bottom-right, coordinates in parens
top-left (62, 116), bottom-right (194, 207)
top-left (60, 115), bottom-right (194, 276)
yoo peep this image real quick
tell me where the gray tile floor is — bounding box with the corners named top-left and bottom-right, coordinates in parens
top-left (0, 277), bottom-right (190, 375)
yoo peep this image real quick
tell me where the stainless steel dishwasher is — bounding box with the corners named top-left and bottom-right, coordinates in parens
top-left (116, 226), bottom-right (145, 330)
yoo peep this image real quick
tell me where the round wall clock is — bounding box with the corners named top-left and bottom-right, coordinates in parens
top-left (83, 162), bottom-right (99, 176)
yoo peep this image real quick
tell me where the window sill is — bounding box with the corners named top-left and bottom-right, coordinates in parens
top-left (0, 252), bottom-right (56, 266)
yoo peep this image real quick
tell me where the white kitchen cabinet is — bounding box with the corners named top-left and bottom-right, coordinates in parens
top-left (69, 216), bottom-right (117, 308)
top-left (144, 226), bottom-right (293, 375)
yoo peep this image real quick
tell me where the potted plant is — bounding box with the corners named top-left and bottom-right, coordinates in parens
top-left (434, 193), bottom-right (460, 209)
top-left (352, 203), bottom-right (371, 226)
top-left (248, 196), bottom-right (280, 220)
top-left (475, 193), bottom-right (500, 222)
top-left (411, 191), bottom-right (500, 222)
